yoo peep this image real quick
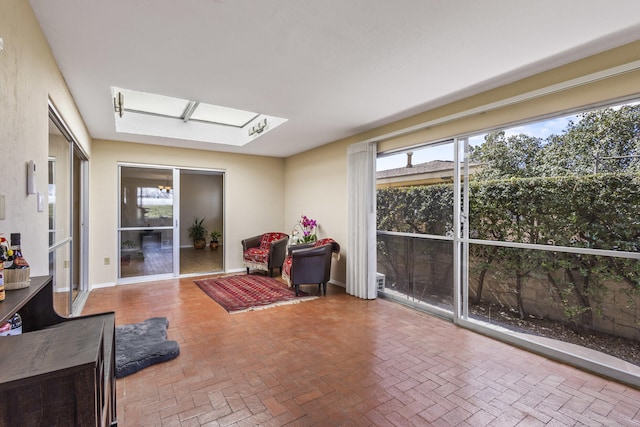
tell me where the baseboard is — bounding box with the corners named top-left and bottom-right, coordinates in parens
top-left (329, 279), bottom-right (345, 288)
top-left (90, 282), bottom-right (116, 290)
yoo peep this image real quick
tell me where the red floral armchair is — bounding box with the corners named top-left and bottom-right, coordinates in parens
top-left (242, 232), bottom-right (289, 277)
top-left (282, 238), bottom-right (340, 296)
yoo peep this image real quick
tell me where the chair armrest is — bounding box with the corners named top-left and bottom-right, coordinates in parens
top-left (287, 242), bottom-right (315, 255)
top-left (291, 245), bottom-right (330, 259)
top-left (241, 235), bottom-right (262, 251)
top-left (269, 236), bottom-right (289, 266)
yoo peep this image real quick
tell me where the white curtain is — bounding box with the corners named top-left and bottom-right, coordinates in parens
top-left (346, 140), bottom-right (377, 299)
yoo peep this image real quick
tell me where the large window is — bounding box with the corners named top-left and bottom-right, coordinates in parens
top-left (376, 141), bottom-right (457, 315)
top-left (377, 100), bottom-right (640, 379)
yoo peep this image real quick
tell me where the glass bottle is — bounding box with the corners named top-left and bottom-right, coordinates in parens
top-left (9, 313), bottom-right (22, 335)
top-left (7, 233), bottom-right (28, 269)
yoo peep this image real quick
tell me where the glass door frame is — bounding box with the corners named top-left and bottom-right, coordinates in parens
top-left (117, 164), bottom-right (225, 284)
top-left (375, 139), bottom-right (457, 319)
top-left (73, 156), bottom-right (89, 314)
top-left (178, 168), bottom-right (225, 277)
top-left (117, 163), bottom-right (177, 284)
top-left (48, 100), bottom-right (89, 316)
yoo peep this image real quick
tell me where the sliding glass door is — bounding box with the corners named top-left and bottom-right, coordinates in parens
top-left (118, 165), bottom-right (224, 282)
top-left (119, 166), bottom-right (175, 280)
top-left (376, 141), bottom-right (457, 316)
top-left (48, 104), bottom-right (88, 316)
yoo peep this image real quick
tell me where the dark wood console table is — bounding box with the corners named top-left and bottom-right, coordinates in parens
top-left (0, 276), bottom-right (117, 426)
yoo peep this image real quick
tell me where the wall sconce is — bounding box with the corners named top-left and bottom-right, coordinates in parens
top-left (0, 36), bottom-right (4, 52)
top-left (248, 118), bottom-right (267, 136)
top-left (113, 92), bottom-right (124, 118)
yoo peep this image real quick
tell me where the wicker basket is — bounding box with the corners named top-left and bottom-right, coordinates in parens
top-left (4, 267), bottom-right (30, 290)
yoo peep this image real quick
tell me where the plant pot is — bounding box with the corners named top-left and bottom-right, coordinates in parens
top-left (209, 241), bottom-right (219, 250)
top-left (193, 238), bottom-right (206, 249)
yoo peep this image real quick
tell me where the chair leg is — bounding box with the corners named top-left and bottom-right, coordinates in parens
top-left (269, 268), bottom-right (273, 277)
top-left (294, 285), bottom-right (299, 296)
top-left (246, 267), bottom-right (250, 275)
top-left (322, 282), bottom-right (327, 295)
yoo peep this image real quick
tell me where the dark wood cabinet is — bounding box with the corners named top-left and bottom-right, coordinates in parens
top-left (0, 276), bottom-right (116, 426)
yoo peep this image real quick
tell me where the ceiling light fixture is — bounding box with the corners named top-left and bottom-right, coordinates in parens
top-left (113, 92), bottom-right (124, 118)
top-left (158, 177), bottom-right (172, 193)
top-left (248, 118), bottom-right (267, 136)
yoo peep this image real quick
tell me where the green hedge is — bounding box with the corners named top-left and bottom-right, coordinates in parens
top-left (377, 173), bottom-right (640, 329)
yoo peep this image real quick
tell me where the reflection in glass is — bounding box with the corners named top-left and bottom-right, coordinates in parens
top-left (50, 244), bottom-right (71, 317)
top-left (48, 159), bottom-right (56, 247)
top-left (48, 136), bottom-right (70, 242)
top-left (120, 168), bottom-right (173, 229)
top-left (120, 230), bottom-right (173, 278)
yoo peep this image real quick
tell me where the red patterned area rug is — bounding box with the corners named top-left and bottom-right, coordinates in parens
top-left (193, 275), bottom-right (317, 313)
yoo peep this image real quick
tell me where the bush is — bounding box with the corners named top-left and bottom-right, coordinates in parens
top-left (377, 172), bottom-right (640, 331)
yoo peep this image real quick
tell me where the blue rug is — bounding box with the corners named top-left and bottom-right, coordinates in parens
top-left (115, 317), bottom-right (180, 378)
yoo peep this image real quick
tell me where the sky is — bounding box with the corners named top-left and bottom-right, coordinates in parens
top-left (377, 100), bottom-right (640, 171)
top-left (376, 114), bottom-right (576, 171)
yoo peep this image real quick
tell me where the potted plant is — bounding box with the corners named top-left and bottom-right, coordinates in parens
top-left (188, 216), bottom-right (208, 249)
top-left (209, 230), bottom-right (221, 250)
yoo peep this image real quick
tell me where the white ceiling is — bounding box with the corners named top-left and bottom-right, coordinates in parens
top-left (29, 0), bottom-right (640, 158)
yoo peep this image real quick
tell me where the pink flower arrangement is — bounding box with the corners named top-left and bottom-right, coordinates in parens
top-left (290, 215), bottom-right (318, 244)
top-left (300, 215), bottom-right (317, 243)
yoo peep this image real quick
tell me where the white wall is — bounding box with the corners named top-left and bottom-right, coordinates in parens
top-left (0, 1), bottom-right (91, 276)
top-left (89, 139), bottom-right (285, 287)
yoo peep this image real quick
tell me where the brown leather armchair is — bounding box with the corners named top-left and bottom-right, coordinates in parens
top-left (242, 232), bottom-right (289, 277)
top-left (282, 238), bottom-right (340, 296)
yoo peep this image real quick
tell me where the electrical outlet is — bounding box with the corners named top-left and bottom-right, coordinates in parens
top-left (63, 260), bottom-right (69, 268)
top-left (104, 257), bottom-right (110, 265)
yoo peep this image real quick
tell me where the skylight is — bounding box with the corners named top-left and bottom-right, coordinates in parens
top-left (189, 103), bottom-right (257, 127)
top-left (111, 87), bottom-right (287, 146)
top-left (123, 90), bottom-right (191, 118)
